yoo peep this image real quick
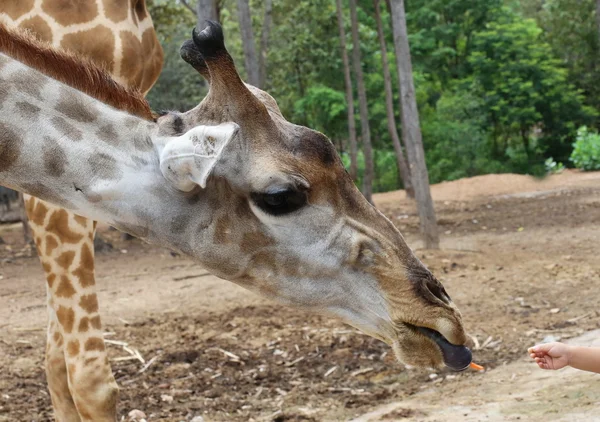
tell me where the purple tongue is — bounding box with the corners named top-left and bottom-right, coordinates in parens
top-left (417, 327), bottom-right (472, 371)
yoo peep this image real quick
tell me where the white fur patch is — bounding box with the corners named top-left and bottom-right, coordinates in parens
top-left (160, 123), bottom-right (238, 191)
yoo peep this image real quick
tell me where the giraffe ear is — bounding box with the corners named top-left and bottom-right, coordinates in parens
top-left (160, 123), bottom-right (239, 191)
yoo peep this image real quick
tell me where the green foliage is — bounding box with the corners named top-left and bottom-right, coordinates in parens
top-left (145, 0), bottom-right (207, 111)
top-left (519, 0), bottom-right (600, 123)
top-left (293, 85), bottom-right (347, 141)
top-left (570, 126), bottom-right (600, 171)
top-left (544, 157), bottom-right (565, 174)
top-left (468, 8), bottom-right (594, 162)
top-left (341, 150), bottom-right (401, 193)
top-left (142, 0), bottom-right (600, 193)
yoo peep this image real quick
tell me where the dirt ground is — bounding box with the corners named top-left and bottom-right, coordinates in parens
top-left (0, 169), bottom-right (599, 421)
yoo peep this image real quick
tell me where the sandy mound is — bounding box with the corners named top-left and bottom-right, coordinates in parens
top-left (374, 170), bottom-right (600, 207)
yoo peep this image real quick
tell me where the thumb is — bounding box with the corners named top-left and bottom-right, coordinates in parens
top-left (528, 343), bottom-right (555, 354)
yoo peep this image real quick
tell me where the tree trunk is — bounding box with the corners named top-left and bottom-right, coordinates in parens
top-left (237, 0), bottom-right (260, 87)
top-left (258, 0), bottom-right (273, 89)
top-left (389, 0), bottom-right (439, 249)
top-left (373, 0), bottom-right (414, 198)
top-left (196, 0), bottom-right (219, 23)
top-left (597, 0), bottom-right (600, 44)
top-left (348, 0), bottom-right (374, 202)
top-left (335, 0), bottom-right (359, 182)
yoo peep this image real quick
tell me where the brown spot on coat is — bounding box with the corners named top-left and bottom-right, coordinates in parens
top-left (16, 101), bottom-right (41, 119)
top-left (88, 153), bottom-right (122, 180)
top-left (51, 116), bottom-right (83, 141)
top-left (139, 28), bottom-right (164, 93)
top-left (2, 0), bottom-right (35, 19)
top-left (43, 137), bottom-right (68, 177)
top-left (90, 316), bottom-right (102, 329)
top-left (56, 276), bottom-right (77, 298)
top-left (120, 32), bottom-right (143, 88)
top-left (27, 201), bottom-right (49, 226)
top-left (18, 16), bottom-right (53, 43)
top-left (79, 294), bottom-right (99, 314)
top-left (78, 317), bottom-right (89, 332)
top-left (47, 210), bottom-right (84, 243)
top-left (56, 306), bottom-right (75, 333)
top-left (133, 0), bottom-right (148, 20)
top-left (0, 123), bottom-right (22, 173)
top-left (240, 231), bottom-right (274, 254)
top-left (73, 215), bottom-right (88, 227)
top-left (214, 215), bottom-right (232, 244)
top-left (21, 183), bottom-right (75, 210)
top-left (47, 273), bottom-right (56, 288)
top-left (56, 251), bottom-right (76, 269)
top-left (74, 244), bottom-right (95, 287)
top-left (11, 72), bottom-right (44, 100)
top-left (83, 357), bottom-right (98, 367)
top-left (84, 337), bottom-right (105, 352)
top-left (42, 262), bottom-right (52, 274)
top-left (45, 236), bottom-right (59, 255)
top-left (56, 92), bottom-right (98, 123)
top-left (67, 340), bottom-right (80, 357)
top-left (103, 0), bottom-right (128, 22)
top-left (96, 124), bottom-right (119, 145)
top-left (42, 0), bottom-right (99, 26)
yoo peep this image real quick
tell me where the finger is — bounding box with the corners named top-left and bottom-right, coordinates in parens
top-left (529, 343), bottom-right (554, 353)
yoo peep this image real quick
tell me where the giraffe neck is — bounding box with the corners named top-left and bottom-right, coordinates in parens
top-left (1, 54), bottom-right (157, 234)
top-left (0, 53), bottom-right (227, 260)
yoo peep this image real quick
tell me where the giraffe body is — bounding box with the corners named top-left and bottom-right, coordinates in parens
top-left (0, 21), bottom-right (473, 420)
top-left (0, 2), bottom-right (163, 420)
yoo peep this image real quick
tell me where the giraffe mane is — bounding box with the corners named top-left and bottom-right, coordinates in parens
top-left (0, 22), bottom-right (155, 121)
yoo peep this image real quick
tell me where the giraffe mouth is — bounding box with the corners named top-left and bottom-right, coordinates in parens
top-left (406, 324), bottom-right (472, 371)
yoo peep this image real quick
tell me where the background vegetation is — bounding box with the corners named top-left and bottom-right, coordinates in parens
top-left (147, 0), bottom-right (600, 193)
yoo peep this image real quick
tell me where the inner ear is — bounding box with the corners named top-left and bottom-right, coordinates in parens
top-left (160, 123), bottom-right (239, 191)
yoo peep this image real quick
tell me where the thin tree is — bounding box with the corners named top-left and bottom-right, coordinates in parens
top-left (237, 0), bottom-right (260, 87)
top-left (373, 0), bottom-right (414, 198)
top-left (389, 0), bottom-right (439, 248)
top-left (196, 0), bottom-right (219, 23)
top-left (597, 0), bottom-right (600, 44)
top-left (348, 0), bottom-right (375, 202)
top-left (335, 0), bottom-right (358, 181)
top-left (258, 0), bottom-right (273, 89)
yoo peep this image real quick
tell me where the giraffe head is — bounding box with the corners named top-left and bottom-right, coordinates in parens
top-left (156, 22), bottom-right (471, 371)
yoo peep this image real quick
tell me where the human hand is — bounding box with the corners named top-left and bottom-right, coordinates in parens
top-left (528, 342), bottom-right (571, 370)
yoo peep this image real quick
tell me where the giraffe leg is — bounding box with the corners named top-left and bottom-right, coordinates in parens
top-left (26, 197), bottom-right (119, 422)
top-left (45, 308), bottom-right (82, 422)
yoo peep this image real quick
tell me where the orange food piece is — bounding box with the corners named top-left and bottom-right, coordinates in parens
top-left (469, 362), bottom-right (485, 371)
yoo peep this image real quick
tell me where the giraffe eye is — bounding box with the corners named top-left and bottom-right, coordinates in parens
top-left (251, 188), bottom-right (308, 216)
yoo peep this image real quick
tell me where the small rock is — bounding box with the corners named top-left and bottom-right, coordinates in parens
top-left (429, 373), bottom-right (438, 380)
top-left (160, 394), bottom-right (174, 403)
top-left (128, 409), bottom-right (146, 421)
top-left (191, 417), bottom-right (205, 422)
top-left (550, 308), bottom-right (560, 314)
top-left (541, 335), bottom-right (561, 344)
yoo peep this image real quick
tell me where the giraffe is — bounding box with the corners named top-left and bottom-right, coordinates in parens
top-left (0, 21), bottom-right (473, 420)
top-left (0, 2), bottom-right (163, 421)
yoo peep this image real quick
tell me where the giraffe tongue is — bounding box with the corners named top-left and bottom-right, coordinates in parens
top-left (416, 327), bottom-right (472, 371)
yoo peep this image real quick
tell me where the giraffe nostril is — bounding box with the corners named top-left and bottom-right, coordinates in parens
top-left (426, 278), bottom-right (451, 305)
